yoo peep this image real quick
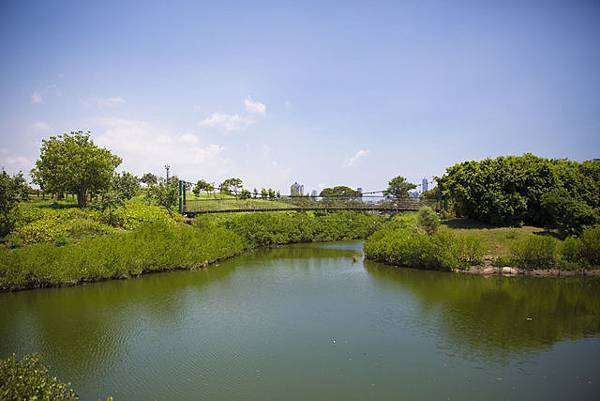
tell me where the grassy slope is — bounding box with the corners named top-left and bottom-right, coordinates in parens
top-left (185, 192), bottom-right (296, 211)
top-left (442, 218), bottom-right (548, 257)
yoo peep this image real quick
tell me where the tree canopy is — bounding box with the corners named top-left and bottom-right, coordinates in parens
top-left (384, 176), bottom-right (416, 199)
top-left (193, 179), bottom-right (214, 196)
top-left (140, 172), bottom-right (158, 186)
top-left (31, 132), bottom-right (122, 208)
top-left (219, 178), bottom-right (242, 195)
top-left (437, 154), bottom-right (600, 234)
top-left (319, 186), bottom-right (360, 198)
top-left (0, 170), bottom-right (30, 236)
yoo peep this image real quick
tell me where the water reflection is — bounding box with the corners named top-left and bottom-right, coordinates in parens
top-left (364, 260), bottom-right (600, 360)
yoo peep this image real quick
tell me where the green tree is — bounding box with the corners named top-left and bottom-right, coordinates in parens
top-left (384, 176), bottom-right (416, 199)
top-left (31, 132), bottom-right (122, 208)
top-left (112, 171), bottom-right (140, 200)
top-left (319, 186), bottom-right (360, 198)
top-left (239, 189), bottom-right (252, 199)
top-left (219, 178), bottom-right (242, 195)
top-left (541, 188), bottom-right (598, 236)
top-left (417, 206), bottom-right (440, 235)
top-left (0, 170), bottom-right (30, 236)
top-left (260, 188), bottom-right (268, 198)
top-left (146, 177), bottom-right (179, 215)
top-left (193, 179), bottom-right (214, 197)
top-left (140, 172), bottom-right (158, 186)
top-left (437, 154), bottom-right (600, 229)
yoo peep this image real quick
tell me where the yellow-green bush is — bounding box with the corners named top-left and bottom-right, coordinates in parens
top-left (0, 222), bottom-right (245, 291)
top-left (364, 227), bottom-right (484, 271)
top-left (0, 353), bottom-right (78, 401)
top-left (106, 203), bottom-right (182, 230)
top-left (510, 235), bottom-right (559, 269)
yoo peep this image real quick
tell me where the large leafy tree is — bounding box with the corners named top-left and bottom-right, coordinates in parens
top-left (319, 186), bottom-right (360, 198)
top-left (384, 176), bottom-right (416, 199)
top-left (31, 132), bottom-right (122, 208)
top-left (219, 178), bottom-right (242, 195)
top-left (0, 170), bottom-right (30, 236)
top-left (437, 154), bottom-right (600, 232)
top-left (193, 179), bottom-right (214, 196)
top-left (146, 177), bottom-right (179, 215)
top-left (140, 172), bottom-right (158, 186)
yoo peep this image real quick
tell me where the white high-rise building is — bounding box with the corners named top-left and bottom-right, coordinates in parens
top-left (290, 182), bottom-right (304, 196)
top-left (422, 178), bottom-right (429, 193)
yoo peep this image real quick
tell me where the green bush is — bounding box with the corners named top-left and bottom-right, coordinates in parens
top-left (0, 353), bottom-right (78, 401)
top-left (0, 222), bottom-right (246, 291)
top-left (104, 202), bottom-right (182, 230)
top-left (455, 235), bottom-right (485, 265)
top-left (493, 255), bottom-right (514, 267)
top-left (12, 208), bottom-right (113, 245)
top-left (195, 211), bottom-right (384, 249)
top-left (560, 236), bottom-right (584, 267)
top-left (364, 227), bottom-right (482, 271)
top-left (511, 235), bottom-right (558, 269)
top-left (417, 206), bottom-right (440, 235)
top-left (580, 224), bottom-right (600, 266)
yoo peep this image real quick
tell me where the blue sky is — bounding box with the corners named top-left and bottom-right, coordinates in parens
top-left (1, 0), bottom-right (599, 193)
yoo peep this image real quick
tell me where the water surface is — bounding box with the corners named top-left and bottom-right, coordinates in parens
top-left (1, 241), bottom-right (599, 400)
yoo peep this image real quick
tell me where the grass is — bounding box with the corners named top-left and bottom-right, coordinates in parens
top-left (0, 209), bottom-right (384, 291)
top-left (442, 218), bottom-right (550, 257)
top-left (367, 216), bottom-right (600, 272)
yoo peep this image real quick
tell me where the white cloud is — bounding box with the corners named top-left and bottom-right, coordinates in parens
top-left (31, 122), bottom-right (50, 131)
top-left (201, 97), bottom-right (266, 133)
top-left (201, 113), bottom-right (250, 132)
top-left (0, 149), bottom-right (32, 173)
top-left (94, 117), bottom-right (232, 178)
top-left (31, 91), bottom-right (43, 104)
top-left (83, 96), bottom-right (126, 108)
top-left (96, 97), bottom-right (126, 108)
top-left (244, 97), bottom-right (266, 115)
top-left (344, 149), bottom-right (370, 167)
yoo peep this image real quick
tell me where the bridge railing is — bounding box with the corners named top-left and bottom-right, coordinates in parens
top-left (183, 195), bottom-right (440, 215)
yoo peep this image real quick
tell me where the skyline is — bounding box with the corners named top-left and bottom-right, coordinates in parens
top-left (1, 0), bottom-right (599, 194)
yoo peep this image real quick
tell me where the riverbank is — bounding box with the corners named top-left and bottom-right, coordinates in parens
top-left (364, 216), bottom-right (600, 275)
top-left (0, 210), bottom-right (384, 292)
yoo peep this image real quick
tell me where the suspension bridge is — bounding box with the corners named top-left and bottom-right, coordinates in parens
top-left (177, 181), bottom-right (440, 217)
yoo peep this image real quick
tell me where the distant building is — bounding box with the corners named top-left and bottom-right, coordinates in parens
top-left (311, 190), bottom-right (318, 198)
top-left (290, 182), bottom-right (304, 196)
top-left (357, 187), bottom-right (363, 195)
top-left (422, 178), bottom-right (428, 193)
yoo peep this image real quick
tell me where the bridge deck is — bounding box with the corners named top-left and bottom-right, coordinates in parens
top-left (183, 205), bottom-right (432, 216)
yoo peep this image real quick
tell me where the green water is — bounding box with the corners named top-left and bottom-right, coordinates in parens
top-left (1, 241), bottom-right (599, 401)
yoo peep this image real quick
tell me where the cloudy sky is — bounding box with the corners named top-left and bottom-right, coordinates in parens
top-left (1, 0), bottom-right (599, 193)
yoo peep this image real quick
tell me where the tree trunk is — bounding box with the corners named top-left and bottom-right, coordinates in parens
top-left (77, 189), bottom-right (87, 208)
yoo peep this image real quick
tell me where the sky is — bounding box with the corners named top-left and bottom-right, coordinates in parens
top-left (1, 0), bottom-right (599, 194)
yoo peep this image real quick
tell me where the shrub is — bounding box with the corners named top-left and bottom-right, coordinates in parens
top-left (455, 235), bottom-right (485, 265)
top-left (0, 353), bottom-right (78, 401)
top-left (580, 224), bottom-right (600, 266)
top-left (560, 236), bottom-right (584, 267)
top-left (12, 208), bottom-right (114, 245)
top-left (511, 235), bottom-right (558, 269)
top-left (103, 202), bottom-right (182, 230)
top-left (493, 255), bottom-right (514, 267)
top-left (195, 211), bottom-right (384, 249)
top-left (0, 222), bottom-right (246, 291)
top-left (364, 227), bottom-right (480, 271)
top-left (417, 206), bottom-right (440, 235)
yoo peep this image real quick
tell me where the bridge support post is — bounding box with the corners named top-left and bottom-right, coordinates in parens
top-left (178, 180), bottom-right (182, 214)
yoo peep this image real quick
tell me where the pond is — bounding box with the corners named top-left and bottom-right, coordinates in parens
top-left (1, 241), bottom-right (599, 400)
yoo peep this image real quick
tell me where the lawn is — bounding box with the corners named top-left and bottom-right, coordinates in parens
top-left (443, 218), bottom-right (551, 257)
